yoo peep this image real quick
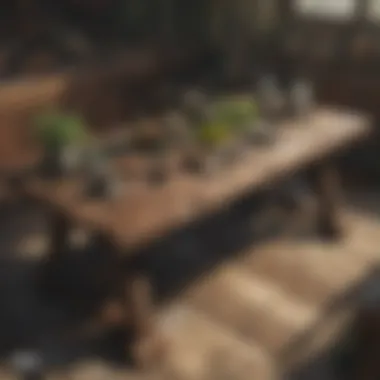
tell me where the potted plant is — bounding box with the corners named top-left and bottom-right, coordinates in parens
top-left (178, 90), bottom-right (266, 175)
top-left (34, 109), bottom-right (88, 178)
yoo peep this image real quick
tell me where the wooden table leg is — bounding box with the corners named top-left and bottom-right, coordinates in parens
top-left (52, 227), bottom-right (165, 370)
top-left (309, 161), bottom-right (343, 240)
top-left (125, 273), bottom-right (165, 369)
top-left (350, 308), bottom-right (380, 380)
top-left (37, 210), bottom-right (71, 297)
top-left (48, 210), bottom-right (70, 257)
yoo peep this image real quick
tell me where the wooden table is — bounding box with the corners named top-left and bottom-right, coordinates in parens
top-left (22, 107), bottom-right (372, 369)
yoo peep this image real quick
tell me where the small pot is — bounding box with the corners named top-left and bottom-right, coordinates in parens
top-left (60, 144), bottom-right (85, 174)
top-left (40, 144), bottom-right (83, 179)
top-left (83, 149), bottom-right (123, 200)
top-left (85, 172), bottom-right (123, 200)
top-left (198, 142), bottom-right (240, 177)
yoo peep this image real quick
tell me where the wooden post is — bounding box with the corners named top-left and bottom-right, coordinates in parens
top-left (125, 273), bottom-right (164, 369)
top-left (48, 210), bottom-right (70, 257)
top-left (309, 161), bottom-right (343, 240)
top-left (350, 308), bottom-right (380, 380)
top-left (89, 233), bottom-right (164, 369)
top-left (37, 209), bottom-right (71, 297)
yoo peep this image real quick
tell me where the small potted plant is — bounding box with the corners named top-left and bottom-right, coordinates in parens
top-left (210, 96), bottom-right (271, 146)
top-left (179, 90), bottom-right (267, 175)
top-left (34, 109), bottom-right (88, 178)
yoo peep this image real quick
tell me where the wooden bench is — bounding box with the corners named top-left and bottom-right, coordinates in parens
top-left (21, 107), bottom-right (372, 368)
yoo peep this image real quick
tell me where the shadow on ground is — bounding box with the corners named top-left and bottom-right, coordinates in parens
top-left (0, 175), bottom-right (369, 376)
top-left (0, 186), bottom-right (303, 374)
top-left (281, 266), bottom-right (380, 380)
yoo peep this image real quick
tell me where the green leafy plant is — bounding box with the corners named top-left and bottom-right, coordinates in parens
top-left (212, 98), bottom-right (258, 130)
top-left (194, 97), bottom-right (259, 148)
top-left (196, 121), bottom-right (232, 147)
top-left (34, 109), bottom-right (89, 150)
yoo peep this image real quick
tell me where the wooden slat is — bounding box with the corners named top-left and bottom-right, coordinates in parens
top-left (25, 108), bottom-right (371, 252)
top-left (157, 305), bottom-right (275, 380)
top-left (185, 265), bottom-right (318, 354)
top-left (179, 208), bottom-right (379, 369)
top-left (239, 209), bottom-right (380, 306)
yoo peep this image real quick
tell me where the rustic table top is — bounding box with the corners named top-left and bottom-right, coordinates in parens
top-left (24, 108), bottom-right (372, 253)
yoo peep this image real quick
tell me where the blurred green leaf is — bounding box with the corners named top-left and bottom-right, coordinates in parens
top-left (196, 121), bottom-right (232, 147)
top-left (34, 110), bottom-right (88, 149)
top-left (211, 98), bottom-right (259, 130)
top-left (193, 97), bottom-right (259, 147)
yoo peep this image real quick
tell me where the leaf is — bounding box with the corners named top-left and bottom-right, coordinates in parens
top-left (34, 110), bottom-right (88, 149)
top-left (196, 121), bottom-right (231, 147)
top-left (211, 98), bottom-right (259, 131)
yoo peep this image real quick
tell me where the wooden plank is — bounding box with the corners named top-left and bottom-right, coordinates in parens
top-left (184, 265), bottom-right (318, 354)
top-left (180, 208), bottom-right (380, 366)
top-left (239, 209), bottom-right (380, 306)
top-left (156, 304), bottom-right (275, 380)
top-left (25, 108), bottom-right (371, 252)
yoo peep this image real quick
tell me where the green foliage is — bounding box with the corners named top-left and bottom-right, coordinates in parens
top-left (34, 110), bottom-right (88, 150)
top-left (194, 97), bottom-right (259, 147)
top-left (196, 121), bottom-right (232, 147)
top-left (212, 98), bottom-right (258, 131)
